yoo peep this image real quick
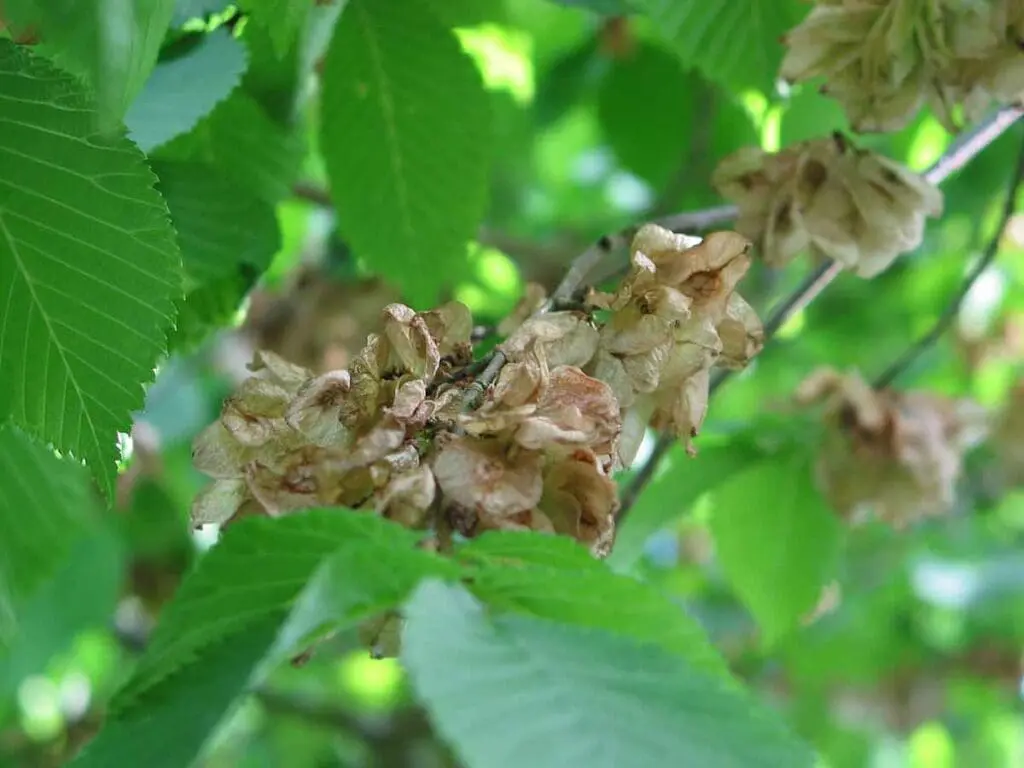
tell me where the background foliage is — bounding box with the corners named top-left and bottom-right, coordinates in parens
top-left (1, 1), bottom-right (1024, 767)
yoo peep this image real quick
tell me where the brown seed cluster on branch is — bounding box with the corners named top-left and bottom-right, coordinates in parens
top-left (796, 367), bottom-right (988, 527)
top-left (713, 135), bottom-right (942, 277)
top-left (781, 0), bottom-right (1024, 132)
top-left (190, 224), bottom-right (764, 557)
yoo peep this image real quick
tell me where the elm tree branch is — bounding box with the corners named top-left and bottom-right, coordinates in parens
top-left (616, 105), bottom-right (1023, 524)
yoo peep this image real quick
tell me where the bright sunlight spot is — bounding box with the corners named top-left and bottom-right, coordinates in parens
top-left (337, 651), bottom-right (403, 711)
top-left (775, 306), bottom-right (807, 338)
top-left (455, 25), bottom-right (534, 105)
top-left (473, 244), bottom-right (522, 296)
top-left (907, 114), bottom-right (952, 172)
top-left (908, 721), bottom-right (955, 768)
top-left (18, 676), bottom-right (63, 741)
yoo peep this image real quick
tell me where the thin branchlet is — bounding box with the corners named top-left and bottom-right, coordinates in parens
top-left (873, 136), bottom-right (1024, 389)
top-left (616, 106), bottom-right (1023, 525)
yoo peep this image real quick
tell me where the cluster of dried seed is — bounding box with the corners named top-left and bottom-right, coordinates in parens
top-left (781, 0), bottom-right (1024, 132)
top-left (190, 224), bottom-right (764, 556)
top-left (713, 135), bottom-right (942, 277)
top-left (796, 367), bottom-right (988, 527)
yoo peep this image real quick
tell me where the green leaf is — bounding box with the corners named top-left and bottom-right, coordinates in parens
top-left (166, 268), bottom-right (259, 354)
top-left (172, 0), bottom-right (231, 26)
top-left (610, 440), bottom-right (762, 570)
top-left (5, 0), bottom-right (176, 128)
top-left (158, 91), bottom-right (305, 203)
top-left (90, 512), bottom-right (447, 765)
top-left (271, 537), bottom-right (458, 659)
top-left (112, 509), bottom-right (422, 709)
top-left (125, 28), bottom-right (249, 153)
top-left (456, 532), bottom-right (730, 680)
top-left (0, 41), bottom-right (182, 498)
top-left (239, 0), bottom-right (314, 59)
top-left (708, 451), bottom-right (842, 646)
top-left (0, 523), bottom-right (123, 705)
top-left (637, 0), bottom-right (806, 95)
top-left (533, 36), bottom-right (606, 129)
top-left (550, 0), bottom-right (636, 13)
top-left (70, 613), bottom-right (285, 768)
top-left (153, 160), bottom-right (281, 283)
top-left (456, 530), bottom-right (605, 571)
top-left (597, 42), bottom-right (696, 189)
top-left (402, 580), bottom-right (817, 768)
top-left (468, 563), bottom-right (732, 679)
top-left (0, 426), bottom-right (121, 707)
top-left (0, 426), bottom-right (98, 618)
top-left (320, 0), bottom-right (491, 307)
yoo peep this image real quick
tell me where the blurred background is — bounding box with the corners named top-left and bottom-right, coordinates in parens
top-left (4, 1), bottom-right (1024, 766)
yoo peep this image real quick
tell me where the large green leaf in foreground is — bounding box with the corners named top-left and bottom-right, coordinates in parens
top-left (402, 580), bottom-right (816, 768)
top-left (0, 41), bottom-right (182, 498)
top-left (319, 0), bottom-right (491, 306)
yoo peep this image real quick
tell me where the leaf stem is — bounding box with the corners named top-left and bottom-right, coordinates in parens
top-left (872, 136), bottom-right (1024, 389)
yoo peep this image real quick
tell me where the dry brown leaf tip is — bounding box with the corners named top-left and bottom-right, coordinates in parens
top-left (797, 367), bottom-right (988, 527)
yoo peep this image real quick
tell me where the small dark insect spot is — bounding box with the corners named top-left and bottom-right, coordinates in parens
top-left (831, 131), bottom-right (848, 154)
top-left (598, 235), bottom-right (613, 251)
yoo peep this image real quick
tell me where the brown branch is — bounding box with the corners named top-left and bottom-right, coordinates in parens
top-left (615, 106), bottom-right (1024, 525)
top-left (872, 135), bottom-right (1024, 388)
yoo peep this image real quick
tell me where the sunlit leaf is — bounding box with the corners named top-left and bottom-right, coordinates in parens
top-left (319, 0), bottom-right (491, 307)
top-left (0, 41), bottom-right (182, 497)
top-left (708, 450), bottom-right (842, 645)
top-left (403, 580), bottom-right (816, 768)
top-left (126, 28), bottom-right (249, 152)
top-left (4, 0), bottom-right (176, 127)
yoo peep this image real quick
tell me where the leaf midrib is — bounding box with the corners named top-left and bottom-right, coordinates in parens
top-left (355, 4), bottom-right (419, 269)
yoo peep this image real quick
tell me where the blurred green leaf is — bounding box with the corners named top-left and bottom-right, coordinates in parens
top-left (111, 509), bottom-right (422, 710)
top-left (708, 450), bottom-right (842, 646)
top-left (86, 514), bottom-right (449, 766)
top-left (71, 614), bottom-right (284, 768)
top-left (637, 0), bottom-right (805, 95)
top-left (402, 580), bottom-right (817, 768)
top-left (271, 536), bottom-right (458, 658)
top-left (126, 28), bottom-right (249, 152)
top-left (158, 91), bottom-right (305, 204)
top-left (167, 268), bottom-right (258, 354)
top-left (597, 42), bottom-right (695, 189)
top-left (0, 427), bottom-right (122, 713)
top-left (319, 0), bottom-right (491, 307)
top-left (611, 440), bottom-right (763, 570)
top-left (239, 0), bottom-right (314, 58)
top-left (0, 523), bottom-right (123, 706)
top-left (171, 0), bottom-right (230, 25)
top-left (533, 35), bottom-right (606, 128)
top-left (0, 41), bottom-right (182, 499)
top-left (550, 0), bottom-right (636, 14)
top-left (4, 0), bottom-right (175, 128)
top-left (153, 160), bottom-right (281, 283)
top-left (0, 426), bottom-right (104, 657)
